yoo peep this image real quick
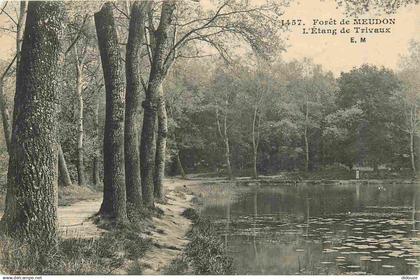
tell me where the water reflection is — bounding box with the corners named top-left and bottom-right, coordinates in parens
top-left (201, 183), bottom-right (420, 275)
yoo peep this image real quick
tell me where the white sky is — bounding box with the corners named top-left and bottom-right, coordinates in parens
top-left (280, 0), bottom-right (420, 75)
top-left (0, 0), bottom-right (419, 76)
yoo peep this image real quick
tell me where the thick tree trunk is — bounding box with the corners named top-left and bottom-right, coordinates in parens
top-left (2, 1), bottom-right (64, 247)
top-left (95, 3), bottom-right (127, 222)
top-left (58, 144), bottom-right (72, 187)
top-left (176, 151), bottom-right (186, 179)
top-left (0, 81), bottom-right (12, 152)
top-left (140, 1), bottom-right (176, 208)
top-left (140, 97), bottom-right (157, 207)
top-left (154, 96), bottom-right (167, 200)
top-left (125, 1), bottom-right (149, 209)
top-left (75, 60), bottom-right (86, 186)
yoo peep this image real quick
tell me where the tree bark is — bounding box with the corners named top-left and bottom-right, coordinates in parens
top-left (75, 48), bottom-right (86, 186)
top-left (0, 80), bottom-right (12, 152)
top-left (125, 1), bottom-right (149, 209)
top-left (251, 106), bottom-right (259, 179)
top-left (216, 105), bottom-right (233, 180)
top-left (154, 96), bottom-right (168, 200)
top-left (92, 99), bottom-right (101, 186)
top-left (304, 99), bottom-right (309, 172)
top-left (176, 151), bottom-right (186, 179)
top-left (95, 3), bottom-right (127, 222)
top-left (410, 104), bottom-right (416, 173)
top-left (140, 1), bottom-right (176, 208)
top-left (58, 144), bottom-right (72, 187)
top-left (16, 1), bottom-right (28, 68)
top-left (224, 135), bottom-right (233, 180)
top-left (2, 1), bottom-right (64, 247)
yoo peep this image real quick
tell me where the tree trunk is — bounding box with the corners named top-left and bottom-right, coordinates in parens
top-left (251, 106), bottom-right (259, 179)
top-left (223, 110), bottom-right (233, 180)
top-left (95, 3), bottom-right (127, 222)
top-left (0, 81), bottom-right (12, 152)
top-left (304, 99), bottom-right (309, 172)
top-left (75, 58), bottom-right (86, 186)
top-left (16, 1), bottom-right (28, 68)
top-left (2, 1), bottom-right (64, 247)
top-left (410, 131), bottom-right (416, 173)
top-left (224, 136), bottom-right (233, 180)
top-left (140, 1), bottom-right (176, 208)
top-left (92, 100), bottom-right (101, 186)
top-left (410, 104), bottom-right (417, 173)
top-left (176, 151), bottom-right (186, 179)
top-left (125, 1), bottom-right (149, 209)
top-left (216, 106), bottom-right (233, 180)
top-left (58, 144), bottom-right (72, 187)
top-left (154, 96), bottom-right (167, 200)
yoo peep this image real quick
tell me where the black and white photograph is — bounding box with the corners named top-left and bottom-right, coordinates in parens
top-left (0, 0), bottom-right (419, 277)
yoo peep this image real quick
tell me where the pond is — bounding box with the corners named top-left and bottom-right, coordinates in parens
top-left (200, 182), bottom-right (420, 275)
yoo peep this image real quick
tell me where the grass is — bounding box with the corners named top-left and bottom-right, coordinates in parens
top-left (0, 222), bottom-right (151, 275)
top-left (164, 208), bottom-right (234, 275)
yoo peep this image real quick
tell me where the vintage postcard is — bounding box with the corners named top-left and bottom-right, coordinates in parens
top-left (0, 0), bottom-right (419, 277)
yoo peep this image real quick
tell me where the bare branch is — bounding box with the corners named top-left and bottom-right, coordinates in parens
top-left (113, 2), bottom-right (130, 19)
top-left (1, 54), bottom-right (17, 81)
top-left (65, 14), bottom-right (89, 56)
top-left (0, 2), bottom-right (18, 26)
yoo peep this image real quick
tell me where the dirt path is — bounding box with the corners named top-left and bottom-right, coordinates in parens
top-left (59, 178), bottom-right (198, 275)
top-left (58, 197), bottom-right (105, 239)
top-left (136, 178), bottom-right (195, 275)
top-left (0, 195), bottom-right (105, 240)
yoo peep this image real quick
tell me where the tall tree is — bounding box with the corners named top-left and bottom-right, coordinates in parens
top-left (140, 0), bottom-right (176, 206)
top-left (2, 1), bottom-right (64, 247)
top-left (125, 1), bottom-right (149, 209)
top-left (142, 0), bottom-right (286, 202)
top-left (95, 2), bottom-right (127, 222)
top-left (74, 45), bottom-right (87, 186)
top-left (336, 65), bottom-right (402, 169)
top-left (398, 41), bottom-right (420, 173)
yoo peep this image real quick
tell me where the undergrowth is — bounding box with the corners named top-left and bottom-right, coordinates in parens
top-left (0, 222), bottom-right (151, 275)
top-left (164, 208), bottom-right (234, 275)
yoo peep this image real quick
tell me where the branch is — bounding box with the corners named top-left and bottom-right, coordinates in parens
top-left (1, 54), bottom-right (17, 81)
top-left (0, 26), bottom-right (16, 33)
top-left (64, 14), bottom-right (89, 56)
top-left (0, 2), bottom-right (18, 26)
top-left (113, 2), bottom-right (130, 19)
top-left (166, 1), bottom-right (229, 60)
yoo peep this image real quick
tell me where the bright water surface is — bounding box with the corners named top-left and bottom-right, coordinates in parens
top-left (201, 183), bottom-right (420, 275)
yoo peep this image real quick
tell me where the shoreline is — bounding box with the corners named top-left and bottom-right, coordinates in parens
top-left (188, 176), bottom-right (420, 186)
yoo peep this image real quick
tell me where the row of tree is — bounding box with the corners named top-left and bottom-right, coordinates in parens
top-left (163, 42), bottom-right (420, 178)
top-left (0, 0), bottom-right (288, 249)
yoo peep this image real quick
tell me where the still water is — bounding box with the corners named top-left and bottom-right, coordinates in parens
top-left (200, 183), bottom-right (420, 275)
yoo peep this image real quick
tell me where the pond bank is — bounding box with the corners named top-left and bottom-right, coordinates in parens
top-left (190, 176), bottom-right (420, 187)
